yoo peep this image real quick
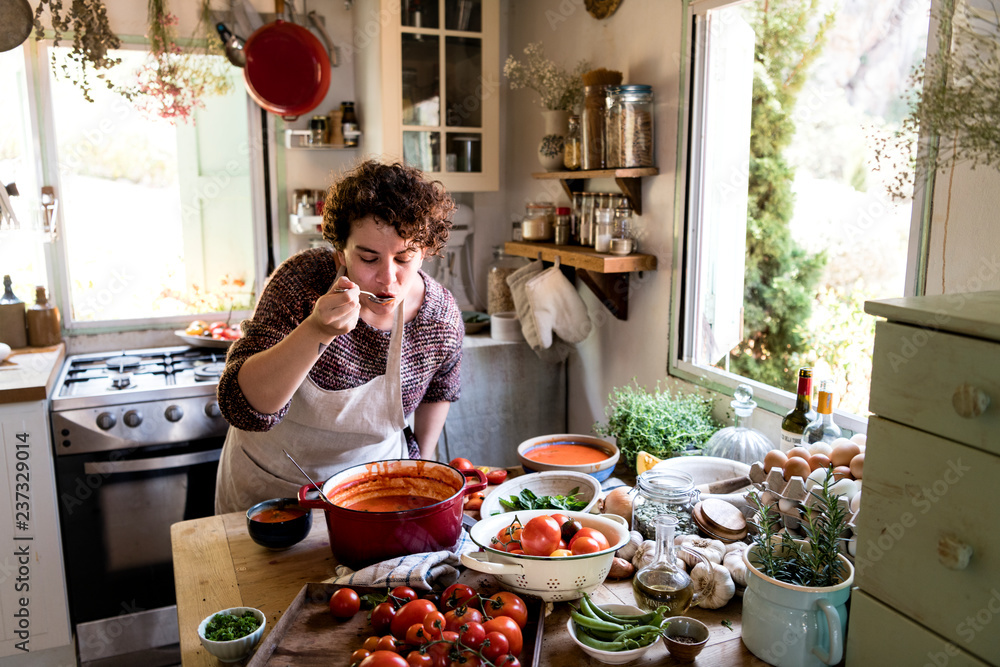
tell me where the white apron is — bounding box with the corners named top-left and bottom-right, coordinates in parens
top-left (215, 303), bottom-right (408, 514)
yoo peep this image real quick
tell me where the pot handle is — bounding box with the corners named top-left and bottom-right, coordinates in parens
top-left (460, 552), bottom-right (524, 576)
top-left (296, 482), bottom-right (328, 509)
top-left (462, 468), bottom-right (488, 495)
top-left (811, 598), bottom-right (843, 665)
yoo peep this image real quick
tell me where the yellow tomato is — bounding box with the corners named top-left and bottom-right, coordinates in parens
top-left (548, 549), bottom-right (573, 557)
top-left (185, 320), bottom-right (208, 336)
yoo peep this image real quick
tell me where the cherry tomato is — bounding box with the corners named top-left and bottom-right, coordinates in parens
top-left (549, 548), bottom-right (573, 557)
top-left (550, 513), bottom-right (569, 528)
top-left (482, 592), bottom-right (529, 628)
top-left (569, 526), bottom-right (610, 551)
top-left (569, 536), bottom-right (602, 555)
top-left (482, 616), bottom-right (523, 656)
top-left (330, 587), bottom-right (361, 619)
top-left (449, 457), bottom-right (474, 471)
top-left (440, 583), bottom-right (477, 611)
top-left (459, 621), bottom-right (486, 650)
top-left (464, 492), bottom-right (485, 511)
top-left (444, 605), bottom-right (483, 632)
top-left (560, 519), bottom-right (582, 542)
top-left (360, 650), bottom-right (410, 667)
top-left (376, 635), bottom-right (403, 652)
top-left (486, 469), bottom-right (508, 485)
top-left (371, 602), bottom-right (397, 635)
top-left (405, 623), bottom-right (433, 646)
top-left (520, 515), bottom-right (561, 556)
top-left (391, 599), bottom-right (439, 639)
top-left (496, 655), bottom-right (521, 667)
top-left (363, 636), bottom-right (381, 652)
top-left (353, 649), bottom-right (372, 663)
top-left (207, 321), bottom-right (227, 333)
top-left (426, 640), bottom-right (454, 667)
top-left (481, 631), bottom-right (510, 661)
top-left (422, 610), bottom-right (446, 638)
top-left (220, 326), bottom-right (241, 340)
top-left (406, 650), bottom-right (434, 667)
top-left (450, 650), bottom-right (482, 667)
top-left (391, 586), bottom-right (418, 604)
top-left (492, 521), bottom-right (523, 552)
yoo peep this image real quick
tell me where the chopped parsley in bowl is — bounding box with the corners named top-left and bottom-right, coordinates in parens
top-left (197, 607), bottom-right (266, 663)
top-left (205, 611), bottom-right (261, 641)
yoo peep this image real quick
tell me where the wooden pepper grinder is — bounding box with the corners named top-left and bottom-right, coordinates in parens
top-left (26, 286), bottom-right (61, 347)
top-left (0, 275), bottom-right (28, 349)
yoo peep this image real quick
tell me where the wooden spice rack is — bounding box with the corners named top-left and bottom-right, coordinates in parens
top-left (531, 167), bottom-right (658, 215)
top-left (504, 241), bottom-right (657, 321)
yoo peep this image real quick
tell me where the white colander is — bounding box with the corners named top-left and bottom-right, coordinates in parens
top-left (461, 509), bottom-right (629, 602)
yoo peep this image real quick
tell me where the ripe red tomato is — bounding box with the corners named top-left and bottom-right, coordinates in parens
top-left (568, 527), bottom-right (610, 551)
top-left (376, 635), bottom-right (403, 652)
top-left (391, 586), bottom-right (418, 604)
top-left (482, 616), bottom-right (523, 656)
top-left (496, 655), bottom-right (520, 667)
top-left (440, 583), bottom-right (477, 610)
top-left (450, 650), bottom-right (482, 667)
top-left (481, 631), bottom-right (510, 661)
top-left (449, 457), bottom-right (474, 471)
top-left (363, 636), bottom-right (381, 652)
top-left (482, 592), bottom-right (528, 628)
top-left (444, 605), bottom-right (483, 632)
top-left (360, 650), bottom-right (409, 667)
top-left (405, 623), bottom-right (433, 646)
top-left (569, 536), bottom-right (602, 555)
top-left (486, 469), bottom-right (508, 485)
top-left (329, 587), bottom-right (361, 619)
top-left (406, 650), bottom-right (434, 667)
top-left (492, 521), bottom-right (522, 552)
top-left (422, 610), bottom-right (446, 638)
top-left (464, 492), bottom-right (485, 511)
top-left (220, 326), bottom-right (241, 340)
top-left (391, 600), bottom-right (439, 639)
top-left (458, 621), bottom-right (486, 650)
top-left (371, 602), bottom-right (397, 635)
top-left (550, 513), bottom-right (569, 528)
top-left (353, 649), bottom-right (372, 663)
top-left (520, 515), bottom-right (561, 556)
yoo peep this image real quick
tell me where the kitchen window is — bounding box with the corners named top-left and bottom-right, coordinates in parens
top-left (672, 0), bottom-right (931, 429)
top-left (1, 41), bottom-right (267, 330)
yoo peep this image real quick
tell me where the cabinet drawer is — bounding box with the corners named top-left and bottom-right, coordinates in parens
top-left (846, 591), bottom-right (990, 667)
top-left (854, 417), bottom-right (1000, 662)
top-left (870, 320), bottom-right (1000, 457)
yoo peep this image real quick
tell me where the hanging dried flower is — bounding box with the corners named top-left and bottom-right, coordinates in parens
top-left (503, 42), bottom-right (589, 112)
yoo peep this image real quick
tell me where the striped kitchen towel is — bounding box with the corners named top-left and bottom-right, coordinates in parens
top-left (326, 528), bottom-right (479, 591)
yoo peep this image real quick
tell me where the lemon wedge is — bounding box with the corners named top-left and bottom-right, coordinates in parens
top-left (636, 451), bottom-right (663, 474)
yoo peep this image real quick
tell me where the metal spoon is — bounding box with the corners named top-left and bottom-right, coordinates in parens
top-left (333, 287), bottom-right (396, 305)
top-left (283, 449), bottom-right (334, 505)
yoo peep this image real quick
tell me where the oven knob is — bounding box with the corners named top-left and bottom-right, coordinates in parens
top-left (123, 410), bottom-right (143, 428)
top-left (165, 405), bottom-right (184, 422)
top-left (205, 401), bottom-right (222, 419)
top-left (96, 412), bottom-right (117, 430)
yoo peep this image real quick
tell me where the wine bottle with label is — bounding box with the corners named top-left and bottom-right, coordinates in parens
top-left (780, 368), bottom-right (816, 450)
top-left (802, 379), bottom-right (842, 445)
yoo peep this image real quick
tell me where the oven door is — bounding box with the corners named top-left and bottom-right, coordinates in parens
top-left (54, 437), bottom-right (221, 658)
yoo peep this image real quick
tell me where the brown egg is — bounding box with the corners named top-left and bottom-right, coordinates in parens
top-left (832, 465), bottom-right (852, 481)
top-left (850, 453), bottom-right (864, 479)
top-left (830, 441), bottom-right (862, 467)
top-left (763, 449), bottom-right (788, 473)
top-left (808, 453), bottom-right (832, 471)
top-left (783, 456), bottom-right (811, 481)
top-left (787, 446), bottom-right (811, 460)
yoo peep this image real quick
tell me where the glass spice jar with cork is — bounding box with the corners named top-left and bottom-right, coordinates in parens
top-left (26, 286), bottom-right (61, 347)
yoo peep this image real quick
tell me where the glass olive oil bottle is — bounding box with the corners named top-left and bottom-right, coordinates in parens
top-left (780, 368), bottom-right (816, 450)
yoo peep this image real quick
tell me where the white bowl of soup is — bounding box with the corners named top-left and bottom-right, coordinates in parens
top-left (517, 434), bottom-right (619, 481)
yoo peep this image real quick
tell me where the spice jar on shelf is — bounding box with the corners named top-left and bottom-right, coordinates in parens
top-left (554, 207), bottom-right (571, 245)
top-left (563, 115), bottom-right (581, 171)
top-left (610, 196), bottom-right (634, 255)
top-left (487, 246), bottom-right (529, 315)
top-left (594, 206), bottom-right (613, 252)
top-left (521, 201), bottom-right (555, 242)
top-left (632, 469), bottom-right (700, 541)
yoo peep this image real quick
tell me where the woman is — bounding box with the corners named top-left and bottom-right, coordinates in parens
top-left (214, 160), bottom-right (463, 514)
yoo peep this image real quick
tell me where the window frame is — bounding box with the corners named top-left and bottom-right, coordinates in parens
top-left (19, 36), bottom-right (271, 334)
top-left (668, 0), bottom-right (936, 432)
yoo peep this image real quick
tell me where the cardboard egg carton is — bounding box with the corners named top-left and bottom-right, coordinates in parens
top-left (746, 462), bottom-right (858, 560)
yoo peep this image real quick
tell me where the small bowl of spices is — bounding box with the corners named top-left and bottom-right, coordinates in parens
top-left (662, 615), bottom-right (709, 662)
top-left (197, 607), bottom-right (266, 663)
top-left (246, 498), bottom-right (312, 550)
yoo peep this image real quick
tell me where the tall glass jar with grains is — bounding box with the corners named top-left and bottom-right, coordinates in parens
top-left (487, 247), bottom-right (529, 315)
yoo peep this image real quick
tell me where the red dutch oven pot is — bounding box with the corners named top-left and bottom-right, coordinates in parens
top-left (243, 18), bottom-right (330, 121)
top-left (298, 459), bottom-right (487, 569)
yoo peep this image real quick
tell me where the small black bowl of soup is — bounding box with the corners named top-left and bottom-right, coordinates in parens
top-left (246, 498), bottom-right (313, 550)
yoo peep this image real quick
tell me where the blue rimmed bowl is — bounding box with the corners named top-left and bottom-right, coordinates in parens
top-left (517, 434), bottom-right (619, 481)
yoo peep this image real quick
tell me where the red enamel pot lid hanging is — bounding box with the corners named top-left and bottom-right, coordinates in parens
top-left (243, 19), bottom-right (331, 121)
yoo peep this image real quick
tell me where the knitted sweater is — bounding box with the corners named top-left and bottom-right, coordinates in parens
top-left (217, 248), bottom-right (463, 441)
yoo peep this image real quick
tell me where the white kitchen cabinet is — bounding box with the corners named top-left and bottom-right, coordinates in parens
top-left (847, 291), bottom-right (1000, 665)
top-left (352, 0), bottom-right (500, 192)
top-left (0, 400), bottom-right (71, 658)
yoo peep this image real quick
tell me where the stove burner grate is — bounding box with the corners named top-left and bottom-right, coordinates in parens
top-left (194, 363), bottom-right (226, 381)
top-left (105, 355), bottom-right (144, 370)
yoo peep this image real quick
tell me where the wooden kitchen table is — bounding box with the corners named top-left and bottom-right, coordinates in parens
top-left (171, 509), bottom-right (768, 666)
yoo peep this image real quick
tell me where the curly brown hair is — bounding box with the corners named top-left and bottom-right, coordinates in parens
top-left (322, 160), bottom-right (455, 256)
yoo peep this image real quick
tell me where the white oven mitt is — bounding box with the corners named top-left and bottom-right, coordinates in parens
top-left (524, 265), bottom-right (592, 348)
top-left (505, 259), bottom-right (544, 348)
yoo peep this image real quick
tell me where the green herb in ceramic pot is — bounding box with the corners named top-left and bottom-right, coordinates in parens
top-left (204, 611), bottom-right (261, 642)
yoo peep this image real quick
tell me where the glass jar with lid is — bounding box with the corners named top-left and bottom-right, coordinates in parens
top-left (487, 246), bottom-right (529, 314)
top-left (521, 201), bottom-right (555, 242)
top-left (607, 85), bottom-right (654, 168)
top-left (631, 469), bottom-right (700, 540)
top-left (610, 196), bottom-right (634, 255)
top-left (563, 115), bottom-right (582, 170)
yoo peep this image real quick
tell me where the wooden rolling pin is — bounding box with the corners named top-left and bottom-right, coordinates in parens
top-left (695, 475), bottom-right (751, 495)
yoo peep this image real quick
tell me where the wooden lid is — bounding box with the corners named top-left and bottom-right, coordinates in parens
top-left (693, 499), bottom-right (747, 542)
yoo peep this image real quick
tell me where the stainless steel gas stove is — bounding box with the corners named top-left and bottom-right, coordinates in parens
top-left (49, 345), bottom-right (230, 665)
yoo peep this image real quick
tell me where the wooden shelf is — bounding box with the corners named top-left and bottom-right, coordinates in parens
top-left (504, 241), bottom-right (657, 321)
top-left (531, 167), bottom-right (659, 215)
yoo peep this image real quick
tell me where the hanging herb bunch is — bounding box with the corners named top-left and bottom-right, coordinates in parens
top-left (32, 0), bottom-right (134, 103)
top-left (874, 0), bottom-right (1000, 198)
top-left (133, 0), bottom-right (233, 124)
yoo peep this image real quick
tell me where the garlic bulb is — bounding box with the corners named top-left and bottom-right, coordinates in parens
top-left (722, 543), bottom-right (749, 587)
top-left (603, 487), bottom-right (634, 527)
top-left (690, 562), bottom-right (736, 609)
top-left (631, 540), bottom-right (657, 570)
top-left (674, 535), bottom-right (726, 568)
top-left (616, 530), bottom-right (644, 562)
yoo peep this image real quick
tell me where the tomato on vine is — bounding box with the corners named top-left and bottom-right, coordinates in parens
top-left (330, 587), bottom-right (361, 619)
top-left (359, 651), bottom-right (409, 667)
top-left (440, 583), bottom-right (477, 610)
top-left (482, 592), bottom-right (528, 629)
top-left (480, 631), bottom-right (510, 662)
